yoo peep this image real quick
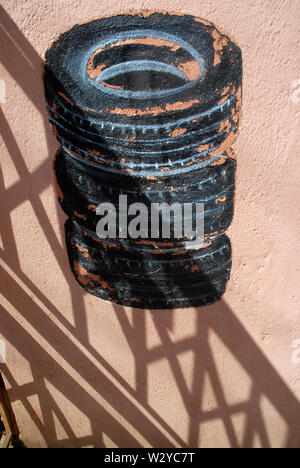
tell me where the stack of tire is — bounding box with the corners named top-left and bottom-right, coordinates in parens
top-left (44, 11), bottom-right (242, 309)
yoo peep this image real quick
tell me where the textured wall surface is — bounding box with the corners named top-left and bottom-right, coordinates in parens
top-left (0, 0), bottom-right (299, 448)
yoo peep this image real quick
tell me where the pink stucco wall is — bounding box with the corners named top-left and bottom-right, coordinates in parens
top-left (0, 0), bottom-right (299, 448)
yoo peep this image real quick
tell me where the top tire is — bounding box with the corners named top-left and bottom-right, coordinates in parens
top-left (44, 11), bottom-right (242, 174)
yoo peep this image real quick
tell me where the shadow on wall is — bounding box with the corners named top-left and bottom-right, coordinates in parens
top-left (0, 5), bottom-right (300, 448)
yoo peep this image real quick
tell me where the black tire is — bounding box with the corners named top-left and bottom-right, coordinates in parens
top-left (66, 218), bottom-right (232, 310)
top-left (44, 12), bottom-right (242, 175)
top-left (54, 147), bottom-right (236, 240)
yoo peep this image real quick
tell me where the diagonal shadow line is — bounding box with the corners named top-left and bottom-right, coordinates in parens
top-left (0, 164), bottom-right (20, 268)
top-left (186, 318), bottom-right (207, 448)
top-left (132, 311), bottom-right (148, 402)
top-left (0, 20), bottom-right (43, 109)
top-left (0, 6), bottom-right (42, 75)
top-left (0, 9), bottom-right (57, 189)
top-left (0, 5), bottom-right (57, 144)
top-left (0, 262), bottom-right (178, 447)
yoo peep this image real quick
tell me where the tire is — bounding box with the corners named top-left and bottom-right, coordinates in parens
top-left (66, 218), bottom-right (232, 310)
top-left (54, 147), bottom-right (236, 240)
top-left (44, 12), bottom-right (242, 174)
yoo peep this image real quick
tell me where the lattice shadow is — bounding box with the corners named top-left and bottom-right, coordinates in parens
top-left (0, 5), bottom-right (299, 448)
